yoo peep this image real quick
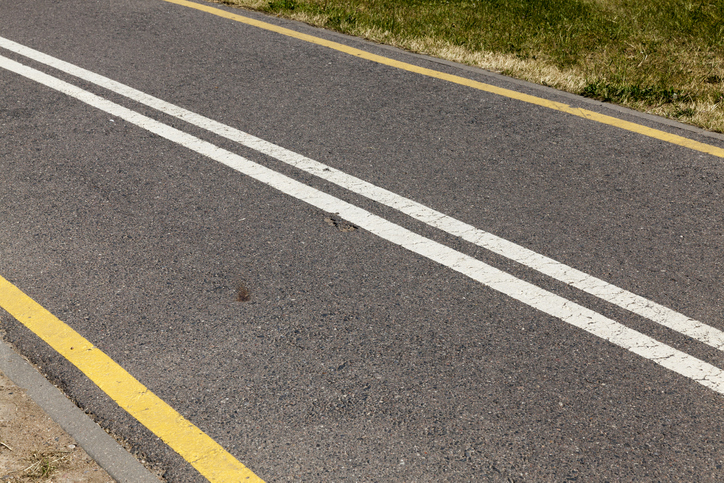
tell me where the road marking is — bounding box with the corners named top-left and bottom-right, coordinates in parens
top-left (159, 0), bottom-right (724, 159)
top-left (3, 54), bottom-right (724, 398)
top-left (2, 36), bottom-right (723, 352)
top-left (0, 276), bottom-right (263, 483)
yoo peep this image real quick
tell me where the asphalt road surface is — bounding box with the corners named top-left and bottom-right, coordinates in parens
top-left (2, 0), bottom-right (724, 481)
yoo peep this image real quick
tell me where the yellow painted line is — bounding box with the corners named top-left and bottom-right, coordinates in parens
top-left (0, 275), bottom-right (263, 483)
top-left (162, 0), bottom-right (724, 159)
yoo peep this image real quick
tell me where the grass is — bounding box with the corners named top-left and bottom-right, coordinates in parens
top-left (215, 0), bottom-right (724, 133)
top-left (23, 451), bottom-right (71, 480)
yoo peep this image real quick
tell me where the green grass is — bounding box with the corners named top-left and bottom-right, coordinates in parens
top-left (218, 0), bottom-right (724, 132)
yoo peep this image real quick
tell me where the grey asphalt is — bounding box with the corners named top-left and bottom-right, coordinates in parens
top-left (2, 0), bottom-right (724, 481)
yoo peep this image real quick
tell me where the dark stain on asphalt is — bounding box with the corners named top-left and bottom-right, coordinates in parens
top-left (236, 282), bottom-right (251, 302)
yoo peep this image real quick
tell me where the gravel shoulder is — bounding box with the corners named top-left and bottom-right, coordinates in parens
top-left (0, 369), bottom-right (113, 482)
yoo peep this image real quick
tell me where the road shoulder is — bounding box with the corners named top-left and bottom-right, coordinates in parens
top-left (0, 335), bottom-right (160, 482)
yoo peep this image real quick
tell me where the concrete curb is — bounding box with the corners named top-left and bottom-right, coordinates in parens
top-left (0, 339), bottom-right (160, 483)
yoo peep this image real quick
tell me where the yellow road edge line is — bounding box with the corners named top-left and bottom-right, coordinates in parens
top-left (0, 275), bottom-right (263, 483)
top-left (162, 0), bottom-right (724, 159)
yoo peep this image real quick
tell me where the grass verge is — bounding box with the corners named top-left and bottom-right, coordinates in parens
top-left (216, 0), bottom-right (724, 133)
top-left (23, 451), bottom-right (71, 480)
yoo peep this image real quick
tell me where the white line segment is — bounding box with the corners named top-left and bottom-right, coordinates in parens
top-left (1, 36), bottom-right (721, 352)
top-left (3, 53), bottom-right (724, 395)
